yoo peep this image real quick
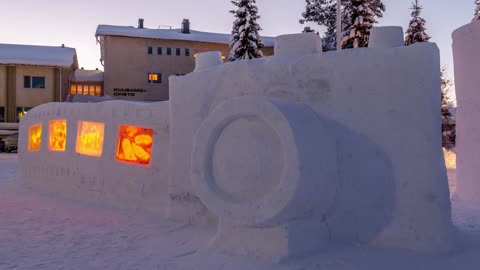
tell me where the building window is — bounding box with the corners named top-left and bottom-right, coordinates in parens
top-left (24, 76), bottom-right (45, 89)
top-left (176, 48), bottom-right (181, 56)
top-left (0, 107), bottom-right (4, 122)
top-left (185, 48), bottom-right (190, 56)
top-left (167, 48), bottom-right (172, 55)
top-left (157, 47), bottom-right (163, 55)
top-left (148, 46), bottom-right (153, 54)
top-left (70, 83), bottom-right (102, 96)
top-left (148, 73), bottom-right (162, 84)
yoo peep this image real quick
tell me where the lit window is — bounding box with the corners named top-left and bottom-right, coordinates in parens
top-left (148, 46), bottom-right (153, 54)
top-left (95, 86), bottom-right (101, 96)
top-left (76, 121), bottom-right (105, 157)
top-left (176, 48), bottom-right (181, 56)
top-left (148, 73), bottom-right (162, 84)
top-left (28, 123), bottom-right (42, 152)
top-left (115, 125), bottom-right (154, 166)
top-left (49, 119), bottom-right (67, 151)
top-left (167, 48), bottom-right (172, 55)
top-left (185, 48), bottom-right (190, 56)
top-left (157, 47), bottom-right (162, 55)
top-left (70, 84), bottom-right (102, 96)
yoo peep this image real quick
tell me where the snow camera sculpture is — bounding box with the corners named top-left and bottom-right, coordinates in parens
top-left (169, 29), bottom-right (453, 259)
top-left (453, 20), bottom-right (480, 203)
top-left (18, 27), bottom-right (453, 262)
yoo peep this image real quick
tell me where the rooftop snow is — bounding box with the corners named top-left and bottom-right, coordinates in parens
top-left (0, 44), bottom-right (76, 68)
top-left (71, 69), bottom-right (104, 82)
top-left (96, 25), bottom-right (276, 47)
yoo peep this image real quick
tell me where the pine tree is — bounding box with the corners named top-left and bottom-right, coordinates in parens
top-left (441, 67), bottom-right (456, 150)
top-left (474, 0), bottom-right (480, 21)
top-left (342, 0), bottom-right (385, 49)
top-left (300, 0), bottom-right (337, 51)
top-left (228, 0), bottom-right (264, 61)
top-left (405, 0), bottom-right (430, 45)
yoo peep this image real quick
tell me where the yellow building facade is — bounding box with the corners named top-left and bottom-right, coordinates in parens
top-left (0, 44), bottom-right (78, 123)
top-left (96, 19), bottom-right (275, 101)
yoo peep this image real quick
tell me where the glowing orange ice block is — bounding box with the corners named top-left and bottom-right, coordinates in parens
top-left (115, 125), bottom-right (154, 166)
top-left (76, 121), bottom-right (105, 157)
top-left (49, 119), bottom-right (67, 151)
top-left (28, 123), bottom-right (42, 152)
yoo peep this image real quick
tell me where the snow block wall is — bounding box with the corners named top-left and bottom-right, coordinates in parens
top-left (453, 21), bottom-right (480, 203)
top-left (18, 101), bottom-right (170, 214)
top-left (169, 30), bottom-right (453, 259)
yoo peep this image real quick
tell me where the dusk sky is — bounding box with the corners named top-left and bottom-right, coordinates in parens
top-left (0, 0), bottom-right (476, 99)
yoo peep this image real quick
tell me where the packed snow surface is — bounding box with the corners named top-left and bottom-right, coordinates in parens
top-left (0, 43), bottom-right (76, 68)
top-left (1, 153), bottom-right (480, 269)
top-left (95, 25), bottom-right (275, 47)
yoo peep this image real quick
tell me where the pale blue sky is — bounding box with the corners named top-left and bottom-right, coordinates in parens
top-left (0, 0), bottom-right (476, 97)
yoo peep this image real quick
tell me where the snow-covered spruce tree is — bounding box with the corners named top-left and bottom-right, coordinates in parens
top-left (300, 0), bottom-right (337, 51)
top-left (228, 0), bottom-right (264, 61)
top-left (405, 0), bottom-right (430, 46)
top-left (441, 67), bottom-right (456, 150)
top-left (474, 0), bottom-right (480, 21)
top-left (342, 0), bottom-right (385, 49)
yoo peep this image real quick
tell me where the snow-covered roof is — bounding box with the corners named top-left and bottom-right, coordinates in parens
top-left (96, 25), bottom-right (276, 47)
top-left (71, 69), bottom-right (104, 82)
top-left (0, 43), bottom-right (77, 68)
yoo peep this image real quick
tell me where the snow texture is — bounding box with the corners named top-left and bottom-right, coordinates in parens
top-left (274, 32), bottom-right (323, 56)
top-left (368, 26), bottom-right (405, 48)
top-left (95, 25), bottom-right (275, 47)
top-left (194, 51), bottom-right (223, 71)
top-left (3, 155), bottom-right (480, 269)
top-left (70, 69), bottom-right (104, 82)
top-left (0, 43), bottom-right (76, 68)
top-left (453, 20), bottom-right (480, 203)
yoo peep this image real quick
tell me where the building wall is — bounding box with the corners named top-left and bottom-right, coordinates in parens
top-left (0, 66), bottom-right (6, 107)
top-left (103, 36), bottom-right (273, 101)
top-left (0, 66), bottom-right (5, 122)
top-left (15, 66), bottom-right (55, 108)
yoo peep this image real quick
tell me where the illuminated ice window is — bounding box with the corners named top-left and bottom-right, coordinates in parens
top-left (49, 119), bottom-right (67, 151)
top-left (28, 123), bottom-right (42, 152)
top-left (76, 121), bottom-right (105, 157)
top-left (115, 125), bottom-right (154, 166)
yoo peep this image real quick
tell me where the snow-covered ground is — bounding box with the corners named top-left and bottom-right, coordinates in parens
top-left (1, 153), bottom-right (480, 269)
